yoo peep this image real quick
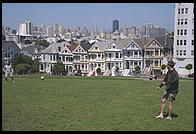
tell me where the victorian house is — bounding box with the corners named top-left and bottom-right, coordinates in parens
top-left (88, 41), bottom-right (111, 76)
top-left (105, 40), bottom-right (124, 76)
top-left (39, 42), bottom-right (67, 74)
top-left (72, 42), bottom-right (93, 75)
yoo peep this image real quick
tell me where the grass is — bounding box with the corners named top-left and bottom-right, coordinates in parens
top-left (2, 74), bottom-right (194, 131)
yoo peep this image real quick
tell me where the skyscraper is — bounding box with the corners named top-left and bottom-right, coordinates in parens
top-left (113, 19), bottom-right (119, 32)
top-left (173, 3), bottom-right (194, 76)
top-left (26, 21), bottom-right (33, 35)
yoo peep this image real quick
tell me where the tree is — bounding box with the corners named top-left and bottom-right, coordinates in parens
top-left (34, 39), bottom-right (50, 47)
top-left (77, 69), bottom-right (82, 76)
top-left (185, 64), bottom-right (192, 74)
top-left (115, 66), bottom-right (119, 73)
top-left (96, 68), bottom-right (101, 75)
top-left (52, 61), bottom-right (66, 75)
top-left (30, 58), bottom-right (40, 73)
top-left (135, 65), bottom-right (141, 72)
top-left (15, 64), bottom-right (31, 74)
top-left (12, 54), bottom-right (33, 69)
top-left (161, 64), bottom-right (167, 74)
top-left (24, 40), bottom-right (32, 44)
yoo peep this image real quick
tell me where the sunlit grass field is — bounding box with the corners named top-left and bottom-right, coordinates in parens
top-left (2, 74), bottom-right (194, 131)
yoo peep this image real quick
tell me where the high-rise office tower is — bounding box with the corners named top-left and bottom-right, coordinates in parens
top-left (113, 19), bottom-right (119, 32)
top-left (26, 21), bottom-right (33, 35)
top-left (100, 26), bottom-right (105, 38)
top-left (173, 3), bottom-right (194, 76)
top-left (53, 23), bottom-right (58, 35)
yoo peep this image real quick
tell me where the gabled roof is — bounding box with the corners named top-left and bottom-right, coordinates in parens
top-left (67, 44), bottom-right (78, 52)
top-left (41, 44), bottom-right (59, 53)
top-left (21, 45), bottom-right (46, 54)
top-left (80, 42), bottom-right (93, 51)
top-left (133, 37), bottom-right (152, 49)
top-left (154, 36), bottom-right (174, 48)
top-left (92, 41), bottom-right (113, 51)
top-left (2, 41), bottom-right (20, 52)
top-left (115, 38), bottom-right (132, 49)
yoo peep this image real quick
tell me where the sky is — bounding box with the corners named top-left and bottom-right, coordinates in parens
top-left (2, 3), bottom-right (175, 32)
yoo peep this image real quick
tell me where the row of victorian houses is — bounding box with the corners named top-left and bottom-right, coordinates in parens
top-left (38, 35), bottom-right (173, 76)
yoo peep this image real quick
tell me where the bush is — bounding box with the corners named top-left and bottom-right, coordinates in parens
top-left (77, 69), bottom-right (82, 75)
top-left (135, 65), bottom-right (140, 72)
top-left (96, 68), bottom-right (101, 74)
top-left (185, 64), bottom-right (192, 74)
top-left (15, 64), bottom-right (31, 74)
top-left (115, 66), bottom-right (119, 72)
top-left (52, 61), bottom-right (66, 75)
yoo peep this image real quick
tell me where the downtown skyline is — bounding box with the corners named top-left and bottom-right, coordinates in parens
top-left (2, 3), bottom-right (175, 32)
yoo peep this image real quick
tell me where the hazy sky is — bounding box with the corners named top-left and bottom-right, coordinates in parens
top-left (2, 3), bottom-right (175, 32)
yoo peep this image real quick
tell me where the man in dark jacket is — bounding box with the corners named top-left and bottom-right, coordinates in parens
top-left (155, 60), bottom-right (179, 120)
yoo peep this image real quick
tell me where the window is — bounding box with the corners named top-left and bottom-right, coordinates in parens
top-left (192, 29), bottom-right (194, 35)
top-left (181, 19), bottom-right (183, 25)
top-left (180, 40), bottom-right (183, 45)
top-left (59, 56), bottom-right (61, 61)
top-left (191, 50), bottom-right (194, 56)
top-left (53, 55), bottom-right (55, 61)
top-left (180, 30), bottom-right (183, 35)
top-left (120, 53), bottom-right (122, 58)
top-left (177, 40), bottom-right (179, 45)
top-left (178, 8), bottom-right (180, 14)
top-left (177, 19), bottom-right (180, 25)
top-left (63, 56), bottom-right (65, 61)
top-left (41, 64), bottom-right (43, 70)
top-left (192, 40), bottom-right (194, 45)
top-left (95, 47), bottom-right (98, 50)
top-left (127, 51), bottom-right (130, 57)
top-left (181, 8), bottom-right (184, 14)
top-left (155, 60), bottom-right (158, 66)
top-left (180, 50), bottom-right (182, 55)
top-left (58, 47), bottom-right (61, 52)
top-left (116, 53), bottom-right (119, 58)
top-left (177, 30), bottom-right (179, 35)
top-left (50, 55), bottom-right (52, 60)
top-left (185, 19), bottom-right (188, 25)
top-left (98, 54), bottom-right (101, 58)
top-left (155, 49), bottom-right (159, 56)
top-left (184, 29), bottom-right (187, 35)
top-left (183, 50), bottom-right (186, 56)
top-left (185, 8), bottom-right (188, 14)
top-left (8, 53), bottom-right (10, 58)
top-left (184, 40), bottom-right (186, 45)
top-left (176, 50), bottom-right (179, 55)
top-left (178, 19), bottom-right (180, 25)
top-left (43, 54), bottom-right (45, 60)
top-left (109, 53), bottom-right (111, 58)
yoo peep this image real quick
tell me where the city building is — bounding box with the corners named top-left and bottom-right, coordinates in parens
top-left (173, 3), bottom-right (194, 76)
top-left (113, 19), bottom-right (119, 32)
top-left (148, 26), bottom-right (166, 38)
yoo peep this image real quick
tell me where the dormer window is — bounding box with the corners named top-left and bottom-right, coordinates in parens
top-left (58, 47), bottom-right (61, 52)
top-left (95, 47), bottom-right (98, 50)
top-left (113, 46), bottom-right (115, 49)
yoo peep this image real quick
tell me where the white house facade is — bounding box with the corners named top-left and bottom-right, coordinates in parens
top-left (173, 3), bottom-right (194, 76)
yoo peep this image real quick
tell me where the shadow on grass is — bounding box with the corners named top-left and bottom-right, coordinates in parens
top-left (164, 112), bottom-right (179, 118)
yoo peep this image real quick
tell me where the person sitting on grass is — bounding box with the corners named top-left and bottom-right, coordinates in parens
top-left (3, 61), bottom-right (15, 83)
top-left (155, 60), bottom-right (179, 120)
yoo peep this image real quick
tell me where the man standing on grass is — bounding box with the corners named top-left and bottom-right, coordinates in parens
top-left (3, 61), bottom-right (15, 83)
top-left (155, 60), bottom-right (179, 120)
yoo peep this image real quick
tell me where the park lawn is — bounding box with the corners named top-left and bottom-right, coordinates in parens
top-left (2, 74), bottom-right (194, 131)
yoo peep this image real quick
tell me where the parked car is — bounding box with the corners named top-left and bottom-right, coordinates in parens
top-left (188, 72), bottom-right (194, 77)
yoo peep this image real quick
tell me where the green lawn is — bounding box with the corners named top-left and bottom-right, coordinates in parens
top-left (2, 74), bottom-right (194, 131)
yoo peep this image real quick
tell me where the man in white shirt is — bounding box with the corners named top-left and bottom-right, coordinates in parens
top-left (3, 61), bottom-right (15, 83)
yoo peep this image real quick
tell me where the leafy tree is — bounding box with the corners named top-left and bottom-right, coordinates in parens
top-left (77, 69), bottom-right (82, 75)
top-left (161, 64), bottom-right (167, 74)
top-left (30, 58), bottom-right (40, 73)
top-left (12, 54), bottom-right (33, 69)
top-left (24, 40), bottom-right (32, 44)
top-left (96, 68), bottom-right (101, 75)
top-left (34, 39), bottom-right (50, 47)
top-left (135, 65), bottom-right (141, 72)
top-left (185, 64), bottom-right (192, 74)
top-left (52, 61), bottom-right (66, 75)
top-left (115, 66), bottom-right (119, 72)
top-left (15, 64), bottom-right (31, 74)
